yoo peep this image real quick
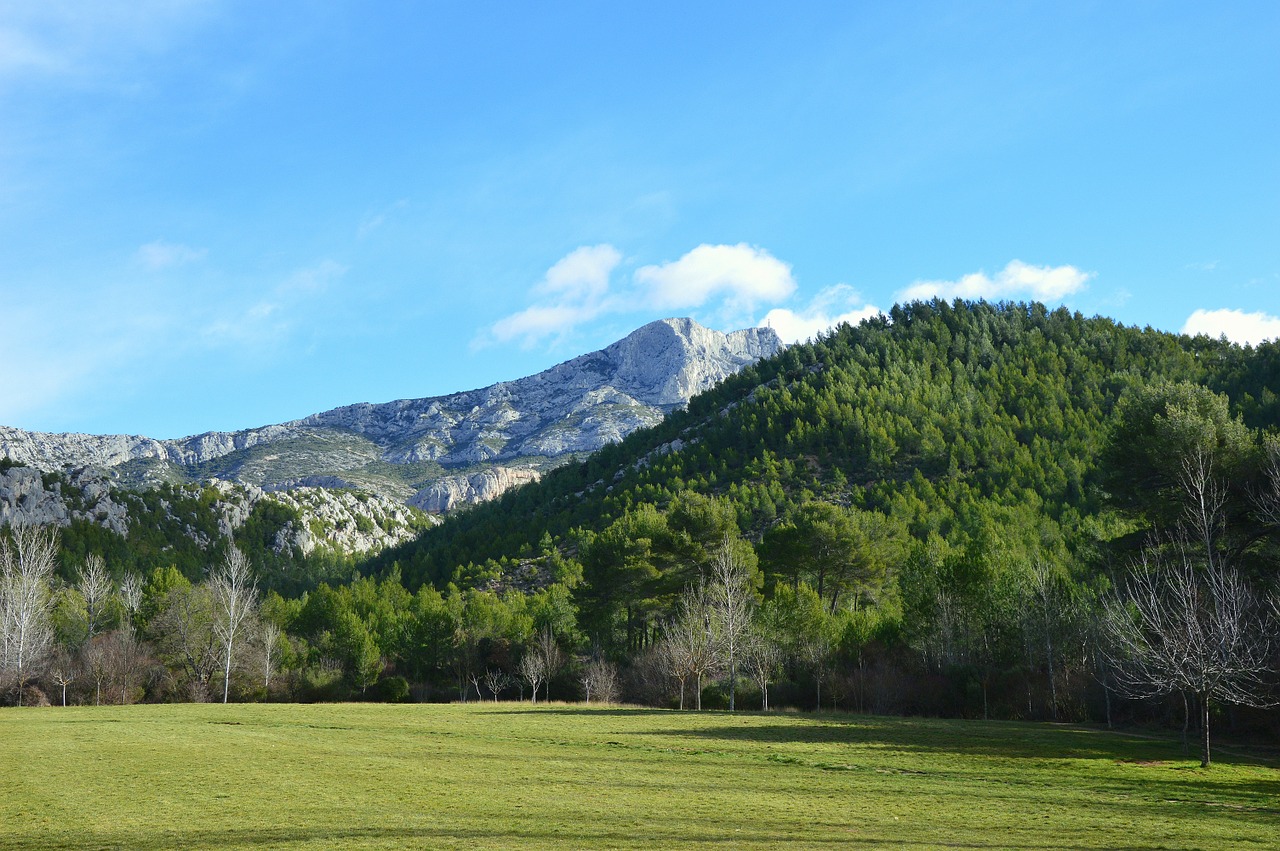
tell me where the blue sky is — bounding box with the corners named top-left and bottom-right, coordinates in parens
top-left (2, 1), bottom-right (1277, 439)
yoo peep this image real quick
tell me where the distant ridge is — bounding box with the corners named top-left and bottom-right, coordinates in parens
top-left (0, 318), bottom-right (783, 512)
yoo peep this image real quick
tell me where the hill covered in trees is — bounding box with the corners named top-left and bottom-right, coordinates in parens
top-left (374, 299), bottom-right (1278, 588)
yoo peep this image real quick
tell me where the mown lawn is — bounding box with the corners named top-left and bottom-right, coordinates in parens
top-left (1, 703), bottom-right (1276, 849)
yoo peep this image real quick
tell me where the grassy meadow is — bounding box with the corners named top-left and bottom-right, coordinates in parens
top-left (2, 703), bottom-right (1277, 849)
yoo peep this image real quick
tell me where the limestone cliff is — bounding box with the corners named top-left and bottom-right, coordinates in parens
top-left (0, 318), bottom-right (783, 512)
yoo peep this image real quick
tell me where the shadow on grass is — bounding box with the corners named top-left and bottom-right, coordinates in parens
top-left (67, 824), bottom-right (1176, 850)
top-left (502, 707), bottom-right (1280, 773)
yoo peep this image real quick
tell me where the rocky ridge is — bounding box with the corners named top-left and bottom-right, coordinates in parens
top-left (0, 318), bottom-right (782, 512)
top-left (0, 464), bottom-right (432, 557)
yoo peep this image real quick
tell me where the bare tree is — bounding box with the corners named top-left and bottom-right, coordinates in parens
top-left (260, 621), bottom-right (282, 692)
top-left (210, 546), bottom-right (258, 703)
top-left (103, 629), bottom-right (149, 704)
top-left (581, 655), bottom-right (619, 704)
top-left (743, 632), bottom-right (781, 711)
top-left (709, 535), bottom-right (756, 711)
top-left (1024, 559), bottom-right (1081, 720)
top-left (119, 572), bottom-right (143, 635)
top-left (49, 647), bottom-right (78, 707)
top-left (531, 626), bottom-right (564, 703)
top-left (579, 657), bottom-right (594, 703)
top-left (77, 554), bottom-right (113, 642)
top-left (0, 524), bottom-right (58, 704)
top-left (482, 667), bottom-right (512, 701)
top-left (1104, 537), bottom-right (1275, 767)
top-left (802, 630), bottom-right (833, 711)
top-left (664, 584), bottom-right (719, 710)
top-left (519, 651), bottom-right (546, 704)
top-left (83, 635), bottom-right (109, 704)
top-left (655, 631), bottom-right (691, 710)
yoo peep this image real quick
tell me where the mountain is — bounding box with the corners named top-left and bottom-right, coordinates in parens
top-left (368, 300), bottom-right (1280, 592)
top-left (0, 318), bottom-right (782, 513)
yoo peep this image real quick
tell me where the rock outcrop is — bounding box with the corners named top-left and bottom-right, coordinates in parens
top-left (0, 318), bottom-right (783, 512)
top-left (0, 466), bottom-right (130, 536)
top-left (0, 464), bottom-right (431, 556)
top-left (407, 466), bottom-right (543, 514)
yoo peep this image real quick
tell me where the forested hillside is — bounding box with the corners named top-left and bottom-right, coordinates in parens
top-left (375, 299), bottom-right (1278, 587)
top-left (7, 300), bottom-right (1279, 754)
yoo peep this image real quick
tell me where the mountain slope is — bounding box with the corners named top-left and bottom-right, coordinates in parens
top-left (368, 300), bottom-right (1280, 591)
top-left (0, 318), bottom-right (782, 511)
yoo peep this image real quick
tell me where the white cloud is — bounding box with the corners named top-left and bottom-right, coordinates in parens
top-left (481, 245), bottom-right (622, 348)
top-left (488, 304), bottom-right (603, 347)
top-left (136, 240), bottom-right (206, 270)
top-left (758, 285), bottom-right (883, 344)
top-left (482, 243), bottom-right (799, 349)
top-left (897, 260), bottom-right (1092, 303)
top-left (1182, 309), bottom-right (1280, 346)
top-left (635, 243), bottom-right (795, 311)
top-left (539, 244), bottom-right (621, 302)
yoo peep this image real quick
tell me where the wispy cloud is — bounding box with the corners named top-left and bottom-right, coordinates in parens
top-left (1182, 308), bottom-right (1280, 346)
top-left (279, 258), bottom-right (347, 294)
top-left (357, 199), bottom-right (409, 239)
top-left (759, 285), bottom-right (883, 344)
top-left (897, 260), bottom-right (1092, 303)
top-left (136, 240), bottom-right (206, 270)
top-left (481, 243), bottom-right (796, 348)
top-left (483, 245), bottom-right (622, 347)
top-left (0, 1), bottom-right (217, 85)
top-left (202, 259), bottom-right (347, 346)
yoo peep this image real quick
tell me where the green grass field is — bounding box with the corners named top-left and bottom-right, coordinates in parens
top-left (2, 703), bottom-right (1276, 849)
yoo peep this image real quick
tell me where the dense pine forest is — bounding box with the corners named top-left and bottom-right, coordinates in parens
top-left (5, 300), bottom-right (1279, 758)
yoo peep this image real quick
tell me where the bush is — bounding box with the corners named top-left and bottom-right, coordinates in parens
top-left (372, 675), bottom-right (411, 703)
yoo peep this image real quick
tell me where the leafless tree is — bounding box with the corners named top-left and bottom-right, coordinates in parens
top-left (260, 621), bottom-right (282, 692)
top-left (210, 546), bottom-right (258, 703)
top-left (709, 535), bottom-right (756, 711)
top-left (580, 655), bottom-right (619, 704)
top-left (743, 632), bottom-right (781, 711)
top-left (802, 630), bottom-right (833, 711)
top-left (1104, 537), bottom-right (1275, 767)
top-left (663, 583), bottom-right (719, 710)
top-left (519, 651), bottom-right (546, 704)
top-left (655, 632), bottom-right (690, 710)
top-left (0, 524), bottom-right (58, 704)
top-left (49, 647), bottom-right (78, 707)
top-left (83, 635), bottom-right (109, 704)
top-left (482, 667), bottom-right (512, 701)
top-left (119, 572), bottom-right (143, 634)
top-left (1024, 559), bottom-right (1082, 720)
top-left (578, 656), bottom-right (594, 703)
top-left (102, 629), bottom-right (149, 704)
top-left (531, 626), bottom-right (564, 703)
top-left (77, 554), bottom-right (113, 642)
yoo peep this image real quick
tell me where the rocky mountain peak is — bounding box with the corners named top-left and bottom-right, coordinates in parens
top-left (0, 318), bottom-right (784, 514)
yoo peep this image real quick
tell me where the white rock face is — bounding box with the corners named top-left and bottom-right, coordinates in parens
top-left (0, 466), bottom-right (130, 536)
top-left (0, 318), bottom-right (782, 512)
top-left (0, 466), bottom-right (430, 556)
top-left (408, 466), bottom-right (543, 514)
